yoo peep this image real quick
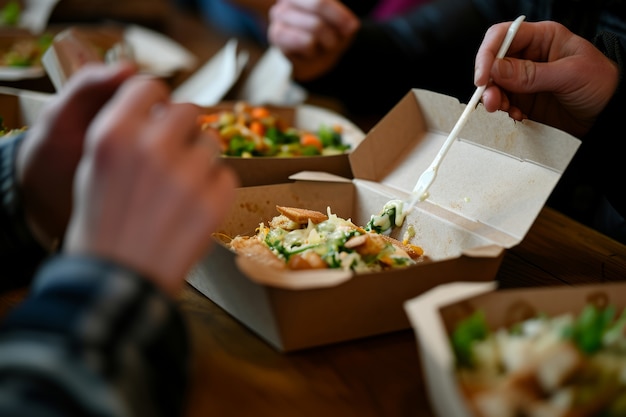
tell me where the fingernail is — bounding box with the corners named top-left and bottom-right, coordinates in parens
top-left (473, 67), bottom-right (482, 85)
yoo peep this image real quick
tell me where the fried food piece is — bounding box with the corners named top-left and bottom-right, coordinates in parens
top-left (275, 206), bottom-right (328, 225)
top-left (287, 252), bottom-right (327, 270)
top-left (345, 233), bottom-right (387, 255)
top-left (378, 234), bottom-right (424, 259)
top-left (228, 235), bottom-right (286, 270)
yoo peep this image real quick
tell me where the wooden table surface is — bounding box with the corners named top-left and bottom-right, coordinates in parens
top-left (2, 4), bottom-right (626, 417)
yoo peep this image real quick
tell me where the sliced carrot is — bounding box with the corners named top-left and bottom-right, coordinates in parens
top-left (250, 120), bottom-right (265, 137)
top-left (197, 113), bottom-right (220, 126)
top-left (251, 106), bottom-right (270, 120)
top-left (300, 133), bottom-right (323, 151)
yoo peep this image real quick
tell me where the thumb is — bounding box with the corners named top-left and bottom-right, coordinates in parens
top-left (490, 57), bottom-right (565, 94)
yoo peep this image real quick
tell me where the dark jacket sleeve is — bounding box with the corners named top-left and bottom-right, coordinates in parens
top-left (299, 0), bottom-right (519, 118)
top-left (587, 32), bottom-right (626, 218)
top-left (298, 0), bottom-right (626, 119)
top-left (0, 132), bottom-right (48, 291)
top-left (0, 255), bottom-right (190, 417)
top-left (545, 31), bottom-right (626, 231)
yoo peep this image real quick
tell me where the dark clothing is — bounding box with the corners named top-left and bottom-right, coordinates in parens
top-left (0, 133), bottom-right (47, 290)
top-left (0, 133), bottom-right (190, 417)
top-left (0, 255), bottom-right (190, 417)
top-left (569, 31), bottom-right (626, 242)
top-left (301, 0), bottom-right (626, 243)
top-left (305, 0), bottom-right (626, 117)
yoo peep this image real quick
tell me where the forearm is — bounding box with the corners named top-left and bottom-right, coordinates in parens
top-left (0, 255), bottom-right (190, 417)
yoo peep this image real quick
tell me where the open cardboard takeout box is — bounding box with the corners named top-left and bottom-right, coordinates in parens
top-left (404, 281), bottom-right (626, 417)
top-left (187, 88), bottom-right (581, 352)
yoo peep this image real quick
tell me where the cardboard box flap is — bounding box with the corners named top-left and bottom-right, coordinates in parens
top-left (459, 243), bottom-right (504, 258)
top-left (403, 281), bottom-right (497, 417)
top-left (236, 256), bottom-right (353, 289)
top-left (288, 171), bottom-right (352, 183)
top-left (404, 281), bottom-right (497, 357)
top-left (349, 89), bottom-right (581, 245)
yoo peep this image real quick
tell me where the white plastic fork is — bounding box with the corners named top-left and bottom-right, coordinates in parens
top-left (403, 15), bottom-right (526, 215)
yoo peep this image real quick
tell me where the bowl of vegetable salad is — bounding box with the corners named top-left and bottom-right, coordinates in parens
top-left (198, 101), bottom-right (365, 186)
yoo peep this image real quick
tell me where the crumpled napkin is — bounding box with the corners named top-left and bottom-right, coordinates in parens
top-left (14, 0), bottom-right (60, 34)
top-left (173, 39), bottom-right (307, 107)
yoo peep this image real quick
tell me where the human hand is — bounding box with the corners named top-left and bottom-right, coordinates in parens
top-left (474, 21), bottom-right (619, 138)
top-left (64, 76), bottom-right (239, 296)
top-left (17, 62), bottom-right (138, 250)
top-left (268, 0), bottom-right (359, 81)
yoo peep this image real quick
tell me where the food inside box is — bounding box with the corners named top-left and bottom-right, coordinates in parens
top-left (198, 101), bottom-right (365, 186)
top-left (0, 31), bottom-right (52, 68)
top-left (221, 204), bottom-right (428, 273)
top-left (405, 281), bottom-right (626, 417)
top-left (453, 303), bottom-right (626, 417)
top-left (199, 101), bottom-right (353, 158)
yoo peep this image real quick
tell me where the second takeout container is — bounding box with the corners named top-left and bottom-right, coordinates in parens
top-left (187, 88), bottom-right (581, 352)
top-left (200, 101), bottom-right (366, 186)
top-left (42, 25), bottom-right (196, 91)
top-left (403, 281), bottom-right (626, 417)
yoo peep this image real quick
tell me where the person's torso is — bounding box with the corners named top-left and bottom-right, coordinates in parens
top-left (517, 0), bottom-right (626, 40)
